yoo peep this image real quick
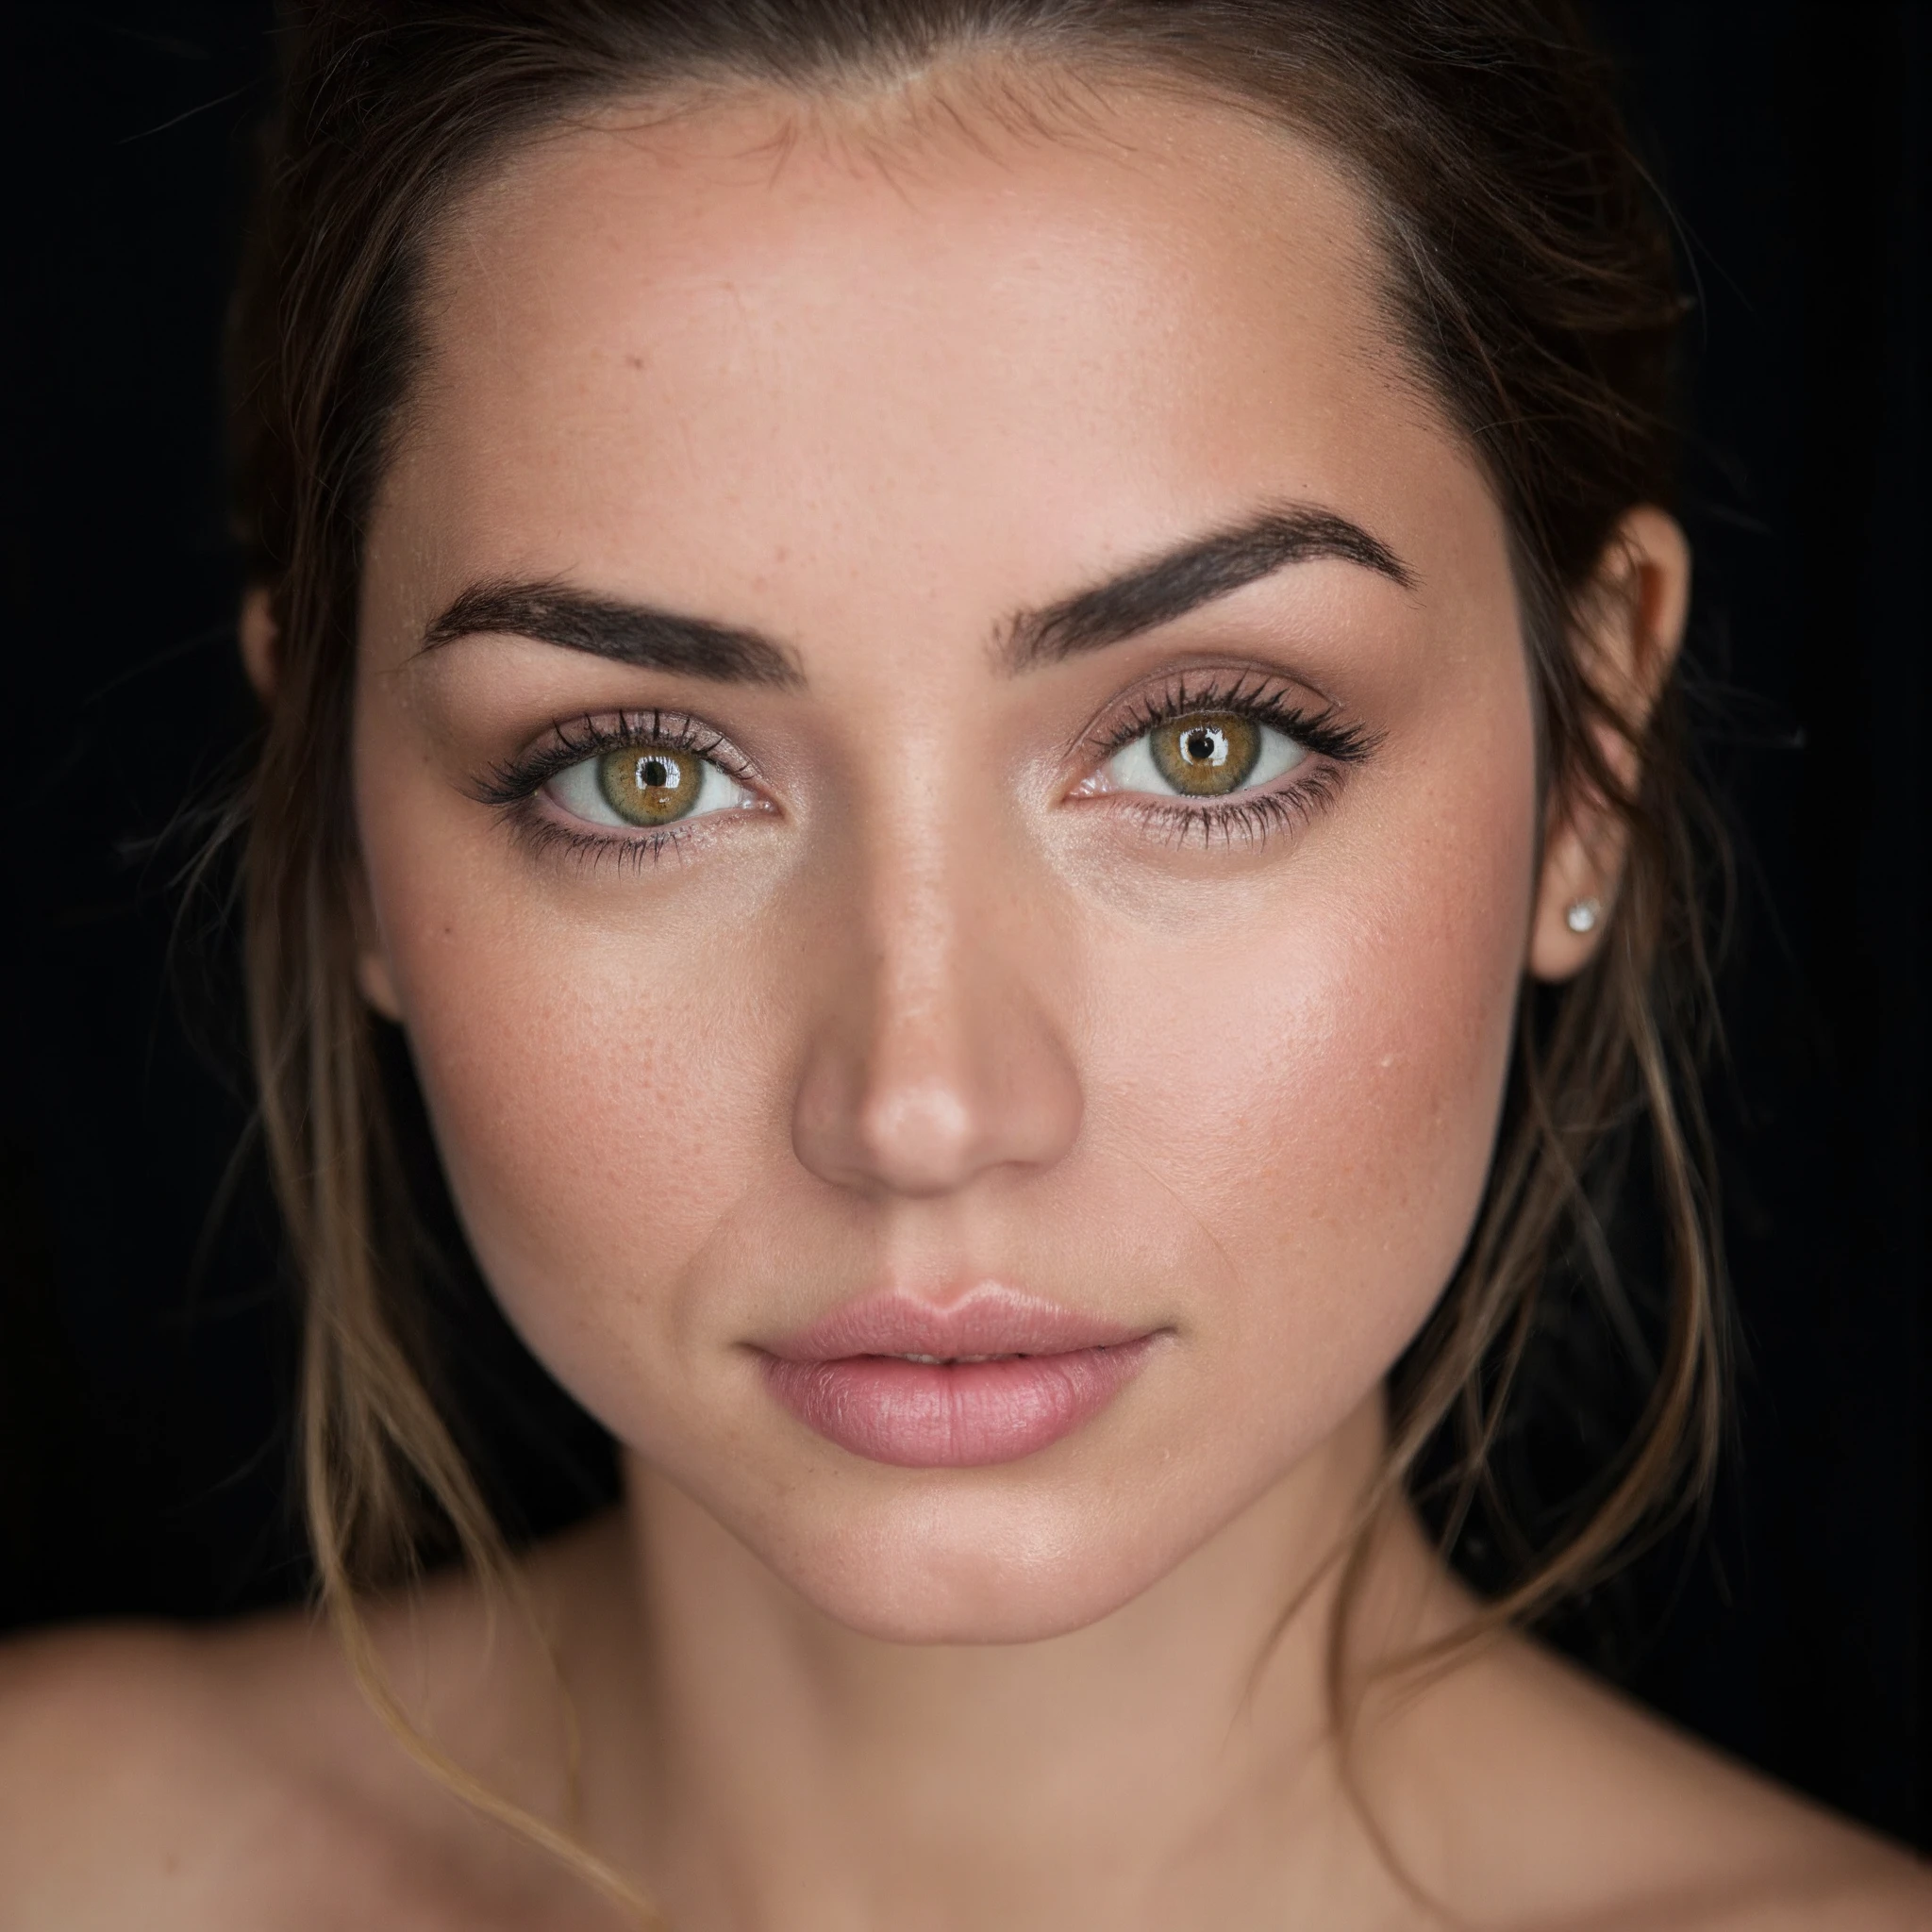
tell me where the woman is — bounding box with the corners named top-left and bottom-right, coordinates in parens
top-left (2, 1), bottom-right (1924, 1924)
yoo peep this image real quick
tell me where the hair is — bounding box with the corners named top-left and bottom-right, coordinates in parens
top-left (227, 0), bottom-right (1724, 1914)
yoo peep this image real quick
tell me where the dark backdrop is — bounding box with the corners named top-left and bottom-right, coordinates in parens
top-left (3, 0), bottom-right (1926, 1851)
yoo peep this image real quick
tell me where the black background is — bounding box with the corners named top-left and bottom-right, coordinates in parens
top-left (2, 0), bottom-right (1926, 1851)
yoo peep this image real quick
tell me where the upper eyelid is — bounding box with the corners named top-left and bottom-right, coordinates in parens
top-left (551, 708), bottom-right (742, 756)
top-left (555, 710), bottom-right (744, 766)
top-left (1075, 670), bottom-right (1365, 761)
top-left (475, 709), bottom-right (757, 806)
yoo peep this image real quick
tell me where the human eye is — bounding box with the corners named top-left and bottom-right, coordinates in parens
top-left (547, 736), bottom-right (753, 829)
top-left (1079, 672), bottom-right (1375, 844)
top-left (475, 710), bottom-right (765, 862)
top-left (1104, 708), bottom-right (1307, 799)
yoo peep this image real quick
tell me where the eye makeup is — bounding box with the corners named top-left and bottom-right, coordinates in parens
top-left (1073, 666), bottom-right (1378, 847)
top-left (468, 666), bottom-right (1378, 871)
top-left (471, 708), bottom-right (770, 869)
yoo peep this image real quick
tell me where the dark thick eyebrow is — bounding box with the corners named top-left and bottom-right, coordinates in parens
top-left (420, 577), bottom-right (804, 688)
top-left (1004, 507), bottom-right (1415, 672)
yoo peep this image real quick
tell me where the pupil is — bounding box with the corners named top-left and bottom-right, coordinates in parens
top-left (1185, 728), bottom-right (1223, 765)
top-left (639, 756), bottom-right (673, 790)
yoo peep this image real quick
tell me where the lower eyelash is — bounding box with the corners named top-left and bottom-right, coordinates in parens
top-left (475, 708), bottom-right (762, 870)
top-left (502, 803), bottom-right (701, 872)
top-left (1120, 766), bottom-right (1346, 847)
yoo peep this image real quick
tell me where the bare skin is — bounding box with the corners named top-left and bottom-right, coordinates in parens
top-left (2, 76), bottom-right (1926, 1930)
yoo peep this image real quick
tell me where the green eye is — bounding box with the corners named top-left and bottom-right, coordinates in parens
top-left (597, 747), bottom-right (704, 825)
top-left (1146, 714), bottom-right (1262, 796)
top-left (1104, 707), bottom-right (1308, 802)
top-left (544, 738), bottom-right (755, 832)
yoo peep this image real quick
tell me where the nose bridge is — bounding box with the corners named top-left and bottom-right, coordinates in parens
top-left (791, 776), bottom-right (1082, 1200)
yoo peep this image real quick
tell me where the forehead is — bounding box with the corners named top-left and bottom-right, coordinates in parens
top-left (376, 80), bottom-right (1479, 635)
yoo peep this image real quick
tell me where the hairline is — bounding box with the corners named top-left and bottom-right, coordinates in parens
top-left (356, 41), bottom-right (1555, 786)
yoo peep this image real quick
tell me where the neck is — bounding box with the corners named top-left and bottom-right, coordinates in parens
top-left (563, 1398), bottom-right (1460, 1929)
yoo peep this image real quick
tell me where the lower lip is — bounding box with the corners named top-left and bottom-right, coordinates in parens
top-left (761, 1339), bottom-right (1158, 1468)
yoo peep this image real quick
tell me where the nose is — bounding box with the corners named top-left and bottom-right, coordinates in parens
top-left (790, 840), bottom-right (1084, 1201)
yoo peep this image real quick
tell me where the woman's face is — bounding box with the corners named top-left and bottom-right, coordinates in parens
top-left (354, 83), bottom-right (1544, 1642)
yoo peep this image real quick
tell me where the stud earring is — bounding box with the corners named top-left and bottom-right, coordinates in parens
top-left (1565, 897), bottom-right (1602, 935)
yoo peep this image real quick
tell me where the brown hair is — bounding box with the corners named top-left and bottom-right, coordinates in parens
top-left (228, 0), bottom-right (1724, 1912)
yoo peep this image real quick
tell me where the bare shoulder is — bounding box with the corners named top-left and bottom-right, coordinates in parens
top-left (0, 1607), bottom-right (521, 1931)
top-left (0, 1616), bottom-right (307, 1925)
top-left (1408, 1626), bottom-right (1932, 1930)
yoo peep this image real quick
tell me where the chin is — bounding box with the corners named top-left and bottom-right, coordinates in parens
top-left (696, 1462), bottom-right (1220, 1646)
top-left (776, 1539), bottom-right (1178, 1647)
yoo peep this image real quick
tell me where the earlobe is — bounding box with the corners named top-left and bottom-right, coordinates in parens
top-left (242, 585), bottom-right (399, 1017)
top-left (356, 946), bottom-right (406, 1024)
top-left (1528, 820), bottom-right (1615, 981)
top-left (240, 584), bottom-right (278, 702)
top-left (347, 868), bottom-right (406, 1023)
top-left (1526, 505), bottom-right (1690, 984)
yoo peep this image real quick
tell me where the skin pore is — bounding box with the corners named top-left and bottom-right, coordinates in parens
top-left (3, 69), bottom-right (1926, 1932)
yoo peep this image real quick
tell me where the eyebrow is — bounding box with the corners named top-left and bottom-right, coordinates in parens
top-left (420, 577), bottom-right (804, 688)
top-left (1002, 506), bottom-right (1415, 672)
top-left (418, 504), bottom-right (1410, 686)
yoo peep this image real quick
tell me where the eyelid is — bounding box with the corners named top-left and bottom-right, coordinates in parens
top-left (1074, 665), bottom-right (1377, 771)
top-left (472, 708), bottom-right (762, 807)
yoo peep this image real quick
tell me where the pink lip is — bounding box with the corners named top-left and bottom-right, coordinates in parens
top-left (758, 1287), bottom-right (1160, 1468)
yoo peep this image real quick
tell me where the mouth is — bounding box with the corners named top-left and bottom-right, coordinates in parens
top-left (890, 1351), bottom-right (1015, 1365)
top-left (757, 1287), bottom-right (1162, 1469)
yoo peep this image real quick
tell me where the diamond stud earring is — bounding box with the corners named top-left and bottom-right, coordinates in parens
top-left (1565, 897), bottom-right (1602, 935)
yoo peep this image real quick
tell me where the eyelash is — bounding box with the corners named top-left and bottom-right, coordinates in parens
top-left (475, 709), bottom-right (760, 870)
top-left (1080, 669), bottom-right (1376, 848)
top-left (475, 674), bottom-right (1376, 869)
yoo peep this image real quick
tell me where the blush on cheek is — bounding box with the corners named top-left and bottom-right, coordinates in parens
top-left (361, 880), bottom-right (770, 1386)
top-left (1112, 785), bottom-right (1532, 1415)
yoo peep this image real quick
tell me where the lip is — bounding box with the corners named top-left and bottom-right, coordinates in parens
top-left (758, 1286), bottom-right (1161, 1469)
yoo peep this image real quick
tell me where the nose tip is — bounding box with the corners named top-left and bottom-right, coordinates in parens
top-left (789, 933), bottom-right (1083, 1202)
top-left (851, 1080), bottom-right (987, 1198)
top-left (794, 1031), bottom-right (1082, 1199)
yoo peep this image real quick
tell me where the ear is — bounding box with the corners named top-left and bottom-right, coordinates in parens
top-left (241, 582), bottom-right (403, 1019)
top-left (240, 583), bottom-right (278, 701)
top-left (353, 891), bottom-right (407, 1024)
top-left (1528, 506), bottom-right (1691, 982)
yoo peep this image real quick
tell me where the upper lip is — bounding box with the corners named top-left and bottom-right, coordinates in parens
top-left (762, 1286), bottom-right (1152, 1364)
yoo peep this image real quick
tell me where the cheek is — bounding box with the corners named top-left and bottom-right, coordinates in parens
top-left (352, 758), bottom-right (783, 1386)
top-left (1091, 764), bottom-right (1536, 1426)
top-left (409, 964), bottom-right (758, 1276)
top-left (404, 936), bottom-right (779, 1333)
